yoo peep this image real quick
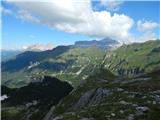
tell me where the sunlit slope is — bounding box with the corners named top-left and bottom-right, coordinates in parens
top-left (2, 46), bottom-right (105, 88)
top-left (103, 40), bottom-right (160, 77)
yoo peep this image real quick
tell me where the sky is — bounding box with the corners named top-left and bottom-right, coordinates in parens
top-left (1, 0), bottom-right (160, 50)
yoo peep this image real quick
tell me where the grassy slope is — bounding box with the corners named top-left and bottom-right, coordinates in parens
top-left (103, 40), bottom-right (160, 76)
top-left (55, 46), bottom-right (105, 86)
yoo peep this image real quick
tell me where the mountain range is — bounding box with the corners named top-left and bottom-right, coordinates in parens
top-left (3, 37), bottom-right (118, 88)
top-left (2, 39), bottom-right (160, 88)
top-left (1, 39), bottom-right (160, 120)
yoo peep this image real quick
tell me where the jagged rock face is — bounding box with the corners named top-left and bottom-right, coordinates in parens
top-left (1, 76), bottom-right (73, 120)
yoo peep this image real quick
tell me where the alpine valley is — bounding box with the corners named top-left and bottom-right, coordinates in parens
top-left (1, 38), bottom-right (160, 120)
top-left (1, 38), bottom-right (118, 88)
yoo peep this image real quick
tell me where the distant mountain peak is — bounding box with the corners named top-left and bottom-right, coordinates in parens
top-left (74, 37), bottom-right (120, 50)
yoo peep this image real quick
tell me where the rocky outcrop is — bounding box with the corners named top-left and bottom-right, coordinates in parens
top-left (151, 47), bottom-right (160, 52)
top-left (74, 89), bottom-right (95, 109)
top-left (74, 88), bottom-right (112, 109)
top-left (88, 88), bottom-right (111, 106)
top-left (117, 67), bottom-right (145, 76)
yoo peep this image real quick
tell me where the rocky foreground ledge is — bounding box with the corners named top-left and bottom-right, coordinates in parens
top-left (50, 69), bottom-right (160, 120)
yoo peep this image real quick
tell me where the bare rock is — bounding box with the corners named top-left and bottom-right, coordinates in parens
top-left (74, 88), bottom-right (112, 109)
top-left (89, 88), bottom-right (111, 106)
top-left (136, 106), bottom-right (149, 115)
top-left (74, 89), bottom-right (95, 109)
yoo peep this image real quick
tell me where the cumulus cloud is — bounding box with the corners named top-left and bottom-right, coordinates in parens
top-left (5, 0), bottom-right (134, 43)
top-left (4, 0), bottom-right (159, 44)
top-left (137, 20), bottom-right (159, 32)
top-left (135, 20), bottom-right (159, 42)
top-left (100, 0), bottom-right (123, 11)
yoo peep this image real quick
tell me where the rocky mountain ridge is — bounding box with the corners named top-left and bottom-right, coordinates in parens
top-left (74, 37), bottom-right (120, 50)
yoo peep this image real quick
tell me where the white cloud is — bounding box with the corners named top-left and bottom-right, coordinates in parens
top-left (137, 20), bottom-right (159, 32)
top-left (136, 20), bottom-right (159, 42)
top-left (17, 10), bottom-right (40, 23)
top-left (100, 0), bottom-right (123, 11)
top-left (124, 31), bottom-right (157, 44)
top-left (5, 0), bottom-right (133, 43)
top-left (137, 31), bottom-right (157, 42)
top-left (5, 0), bottom-right (158, 44)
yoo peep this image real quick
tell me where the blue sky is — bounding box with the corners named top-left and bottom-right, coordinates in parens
top-left (1, 0), bottom-right (160, 50)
